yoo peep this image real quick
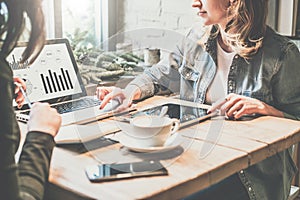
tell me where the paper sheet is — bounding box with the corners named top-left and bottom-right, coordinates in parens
top-left (55, 121), bottom-right (120, 144)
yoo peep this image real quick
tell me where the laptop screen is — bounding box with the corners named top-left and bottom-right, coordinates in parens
top-left (8, 39), bottom-right (87, 109)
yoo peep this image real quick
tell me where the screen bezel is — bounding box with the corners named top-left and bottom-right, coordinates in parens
top-left (12, 38), bottom-right (87, 111)
top-left (118, 102), bottom-right (217, 129)
top-left (85, 161), bottom-right (168, 182)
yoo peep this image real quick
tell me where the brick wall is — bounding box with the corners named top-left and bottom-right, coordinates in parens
top-left (114, 0), bottom-right (200, 56)
top-left (115, 0), bottom-right (278, 36)
top-left (117, 0), bottom-right (198, 34)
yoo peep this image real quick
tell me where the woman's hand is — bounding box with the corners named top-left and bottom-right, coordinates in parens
top-left (97, 85), bottom-right (141, 111)
top-left (95, 86), bottom-right (116, 101)
top-left (27, 102), bottom-right (61, 137)
top-left (220, 93), bottom-right (284, 119)
top-left (14, 77), bottom-right (26, 108)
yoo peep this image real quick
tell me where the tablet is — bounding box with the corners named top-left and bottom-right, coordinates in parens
top-left (117, 102), bottom-right (217, 129)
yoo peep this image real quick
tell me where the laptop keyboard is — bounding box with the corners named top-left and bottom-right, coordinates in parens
top-left (20, 98), bottom-right (101, 115)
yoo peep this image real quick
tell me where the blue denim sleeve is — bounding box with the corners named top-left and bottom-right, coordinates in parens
top-left (272, 42), bottom-right (300, 120)
top-left (128, 50), bottom-right (183, 100)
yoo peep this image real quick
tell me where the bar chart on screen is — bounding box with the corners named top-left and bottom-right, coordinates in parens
top-left (40, 68), bottom-right (74, 94)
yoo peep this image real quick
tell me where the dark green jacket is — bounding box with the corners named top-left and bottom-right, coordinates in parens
top-left (0, 57), bottom-right (55, 200)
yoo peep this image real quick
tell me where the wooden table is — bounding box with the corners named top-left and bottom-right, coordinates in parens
top-left (20, 96), bottom-right (300, 200)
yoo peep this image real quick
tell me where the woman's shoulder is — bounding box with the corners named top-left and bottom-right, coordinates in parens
top-left (263, 27), bottom-right (299, 55)
top-left (262, 26), bottom-right (300, 75)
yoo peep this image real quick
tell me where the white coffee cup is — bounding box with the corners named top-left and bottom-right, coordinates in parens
top-left (123, 115), bottom-right (180, 148)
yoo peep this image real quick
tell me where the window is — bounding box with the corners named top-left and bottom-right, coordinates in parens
top-left (43, 0), bottom-right (108, 49)
top-left (41, 0), bottom-right (125, 87)
top-left (61, 0), bottom-right (101, 47)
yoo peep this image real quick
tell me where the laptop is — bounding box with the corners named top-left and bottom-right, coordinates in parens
top-left (9, 38), bottom-right (123, 126)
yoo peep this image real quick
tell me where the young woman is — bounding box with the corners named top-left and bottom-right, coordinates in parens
top-left (0, 0), bottom-right (61, 199)
top-left (97, 0), bottom-right (300, 199)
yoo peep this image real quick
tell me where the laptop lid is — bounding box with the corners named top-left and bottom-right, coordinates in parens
top-left (8, 38), bottom-right (87, 110)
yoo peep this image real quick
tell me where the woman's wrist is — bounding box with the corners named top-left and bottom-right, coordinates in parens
top-left (124, 84), bottom-right (142, 100)
top-left (263, 103), bottom-right (284, 118)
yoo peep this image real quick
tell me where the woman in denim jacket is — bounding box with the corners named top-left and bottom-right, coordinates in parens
top-left (98, 0), bottom-right (300, 199)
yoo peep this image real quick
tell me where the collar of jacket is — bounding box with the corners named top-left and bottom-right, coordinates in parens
top-left (203, 25), bottom-right (218, 66)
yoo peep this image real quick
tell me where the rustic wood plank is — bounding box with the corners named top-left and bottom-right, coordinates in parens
top-left (18, 96), bottom-right (300, 200)
top-left (49, 134), bottom-right (248, 200)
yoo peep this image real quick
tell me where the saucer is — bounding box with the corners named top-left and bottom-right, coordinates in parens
top-left (122, 142), bottom-right (179, 153)
top-left (118, 133), bottom-right (179, 153)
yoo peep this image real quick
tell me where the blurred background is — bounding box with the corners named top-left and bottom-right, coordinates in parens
top-left (11, 0), bottom-right (300, 90)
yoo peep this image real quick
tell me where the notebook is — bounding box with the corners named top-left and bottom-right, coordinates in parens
top-left (9, 38), bottom-right (125, 126)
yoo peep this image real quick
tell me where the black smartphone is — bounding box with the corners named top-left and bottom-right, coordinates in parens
top-left (85, 160), bottom-right (168, 182)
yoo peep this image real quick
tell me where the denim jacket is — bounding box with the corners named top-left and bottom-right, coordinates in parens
top-left (129, 26), bottom-right (300, 199)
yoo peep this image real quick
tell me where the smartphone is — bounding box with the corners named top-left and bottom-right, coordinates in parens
top-left (85, 160), bottom-right (168, 182)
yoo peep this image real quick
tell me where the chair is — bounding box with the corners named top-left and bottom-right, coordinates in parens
top-left (289, 143), bottom-right (300, 200)
top-left (289, 185), bottom-right (300, 200)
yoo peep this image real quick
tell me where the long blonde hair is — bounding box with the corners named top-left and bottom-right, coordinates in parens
top-left (217, 0), bottom-right (268, 59)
